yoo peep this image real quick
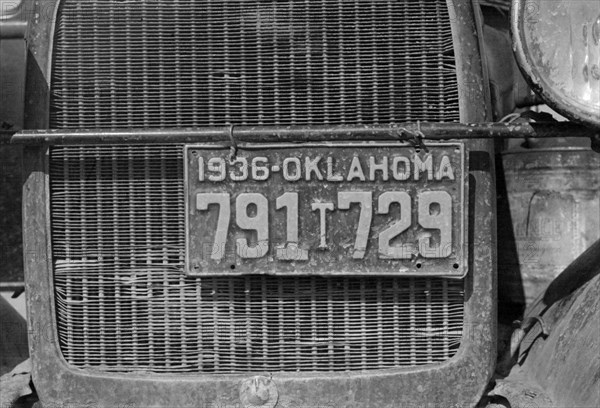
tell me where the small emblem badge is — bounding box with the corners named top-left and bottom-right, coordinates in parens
top-left (239, 375), bottom-right (278, 408)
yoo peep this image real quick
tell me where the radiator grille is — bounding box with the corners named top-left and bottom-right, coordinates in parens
top-left (50, 0), bottom-right (460, 128)
top-left (50, 146), bottom-right (465, 373)
top-left (49, 0), bottom-right (465, 374)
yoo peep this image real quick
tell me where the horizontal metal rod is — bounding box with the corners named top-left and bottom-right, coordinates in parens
top-left (5, 122), bottom-right (600, 145)
top-left (0, 282), bottom-right (25, 290)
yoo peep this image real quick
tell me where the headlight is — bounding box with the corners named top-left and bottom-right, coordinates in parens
top-left (512, 0), bottom-right (600, 127)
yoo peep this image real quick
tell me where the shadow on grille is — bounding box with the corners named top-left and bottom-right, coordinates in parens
top-left (50, 146), bottom-right (465, 373)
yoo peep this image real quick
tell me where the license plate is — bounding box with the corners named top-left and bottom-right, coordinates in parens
top-left (185, 141), bottom-right (467, 277)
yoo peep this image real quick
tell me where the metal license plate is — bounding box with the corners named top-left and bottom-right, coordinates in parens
top-left (185, 142), bottom-right (467, 277)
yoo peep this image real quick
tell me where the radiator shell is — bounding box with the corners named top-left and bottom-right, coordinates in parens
top-left (21, 0), bottom-right (496, 406)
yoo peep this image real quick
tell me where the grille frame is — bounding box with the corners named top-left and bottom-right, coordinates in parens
top-left (21, 0), bottom-right (497, 406)
top-left (48, 143), bottom-right (467, 374)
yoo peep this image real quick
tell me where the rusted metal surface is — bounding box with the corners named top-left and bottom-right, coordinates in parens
top-left (516, 240), bottom-right (600, 408)
top-left (498, 147), bottom-right (600, 305)
top-left (7, 122), bottom-right (600, 145)
top-left (21, 0), bottom-right (497, 406)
